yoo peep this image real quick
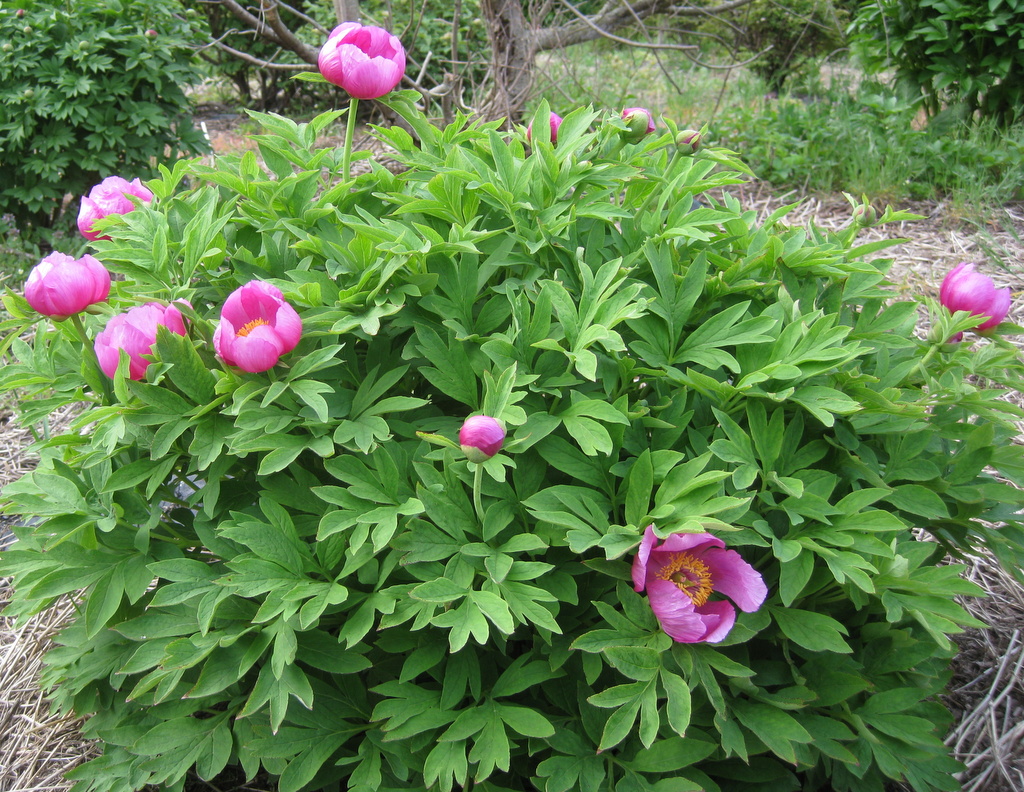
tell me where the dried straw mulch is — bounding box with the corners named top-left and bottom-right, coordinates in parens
top-left (1, 190), bottom-right (1023, 791)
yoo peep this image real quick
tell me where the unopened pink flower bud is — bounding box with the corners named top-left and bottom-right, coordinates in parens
top-left (852, 203), bottom-right (877, 227)
top-left (675, 129), bottom-right (702, 154)
top-left (459, 415), bottom-right (505, 463)
top-left (940, 263), bottom-right (1011, 334)
top-left (621, 107), bottom-right (655, 142)
top-left (24, 252), bottom-right (111, 320)
top-left (77, 176), bottom-right (154, 241)
top-left (527, 112), bottom-right (563, 145)
top-left (94, 303), bottom-right (187, 380)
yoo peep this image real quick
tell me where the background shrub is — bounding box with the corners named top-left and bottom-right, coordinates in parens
top-left (850, 0), bottom-right (1024, 125)
top-left (0, 0), bottom-right (209, 229)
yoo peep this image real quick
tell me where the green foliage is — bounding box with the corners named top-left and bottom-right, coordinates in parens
top-left (2, 95), bottom-right (1024, 792)
top-left (0, 0), bottom-right (210, 228)
top-left (850, 0), bottom-right (1024, 125)
top-left (713, 83), bottom-right (1024, 204)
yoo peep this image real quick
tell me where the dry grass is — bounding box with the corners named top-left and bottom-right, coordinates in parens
top-left (1, 181), bottom-right (1022, 791)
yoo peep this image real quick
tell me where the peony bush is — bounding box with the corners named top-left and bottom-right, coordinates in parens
top-left (2, 43), bottom-right (1024, 792)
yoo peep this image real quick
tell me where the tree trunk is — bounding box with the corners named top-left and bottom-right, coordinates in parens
top-left (332, 0), bottom-right (361, 24)
top-left (477, 0), bottom-right (536, 125)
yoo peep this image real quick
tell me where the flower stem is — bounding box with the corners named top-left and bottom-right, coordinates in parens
top-left (342, 97), bottom-right (359, 182)
top-left (472, 463), bottom-right (485, 526)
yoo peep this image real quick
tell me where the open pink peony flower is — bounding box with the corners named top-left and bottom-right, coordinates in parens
top-left (77, 176), bottom-right (153, 241)
top-left (527, 112), bottom-right (563, 145)
top-left (318, 22), bottom-right (406, 100)
top-left (621, 107), bottom-right (655, 141)
top-left (459, 415), bottom-right (505, 463)
top-left (24, 252), bottom-right (110, 320)
top-left (939, 262), bottom-right (1011, 335)
top-left (632, 525), bottom-right (767, 643)
top-left (214, 281), bottom-right (302, 373)
top-left (94, 302), bottom-right (187, 380)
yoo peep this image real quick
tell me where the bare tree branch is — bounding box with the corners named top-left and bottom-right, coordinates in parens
top-left (552, 0), bottom-right (698, 52)
top-left (260, 0), bottom-right (318, 62)
top-left (207, 39), bottom-right (311, 69)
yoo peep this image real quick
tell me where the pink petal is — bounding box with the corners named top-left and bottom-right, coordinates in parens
top-left (213, 318), bottom-right (236, 366)
top-left (693, 600), bottom-right (737, 643)
top-left (78, 198), bottom-right (104, 240)
top-left (977, 286), bottom-right (1011, 331)
top-left (646, 578), bottom-right (709, 642)
top-left (233, 327), bottom-right (284, 373)
top-left (699, 546), bottom-right (767, 613)
top-left (632, 525), bottom-right (659, 592)
top-left (657, 531), bottom-right (724, 555)
top-left (271, 302), bottom-right (302, 351)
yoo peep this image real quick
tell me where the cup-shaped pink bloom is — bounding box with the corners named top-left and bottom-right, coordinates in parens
top-left (621, 107), bottom-right (655, 141)
top-left (94, 302), bottom-right (187, 380)
top-left (527, 112), bottom-right (563, 145)
top-left (632, 525), bottom-right (767, 643)
top-left (24, 252), bottom-right (111, 320)
top-left (214, 281), bottom-right (302, 373)
top-left (77, 176), bottom-right (154, 241)
top-left (940, 262), bottom-right (1012, 334)
top-left (459, 415), bottom-right (505, 463)
top-left (318, 22), bottom-right (406, 100)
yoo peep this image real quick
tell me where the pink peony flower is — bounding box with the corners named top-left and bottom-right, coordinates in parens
top-left (24, 252), bottom-right (110, 320)
top-left (621, 107), bottom-right (655, 141)
top-left (939, 262), bottom-right (1011, 335)
top-left (527, 112), bottom-right (563, 145)
top-left (94, 302), bottom-right (187, 380)
top-left (632, 525), bottom-right (767, 643)
top-left (459, 415), bottom-right (505, 463)
top-left (318, 22), bottom-right (406, 100)
top-left (77, 176), bottom-right (154, 241)
top-left (213, 281), bottom-right (302, 373)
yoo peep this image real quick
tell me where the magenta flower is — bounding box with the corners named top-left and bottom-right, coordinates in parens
top-left (94, 302), bottom-right (187, 380)
top-left (632, 525), bottom-right (767, 643)
top-left (527, 112), bottom-right (563, 145)
top-left (213, 281), bottom-right (302, 373)
top-left (77, 176), bottom-right (153, 241)
top-left (24, 252), bottom-right (110, 320)
top-left (318, 23), bottom-right (406, 100)
top-left (940, 262), bottom-right (1011, 335)
top-left (459, 415), bottom-right (505, 463)
top-left (621, 107), bottom-right (655, 141)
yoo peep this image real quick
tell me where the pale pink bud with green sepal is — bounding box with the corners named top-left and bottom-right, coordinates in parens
top-left (459, 415), bottom-right (506, 463)
top-left (318, 23), bottom-right (406, 100)
top-left (675, 129), bottom-right (703, 155)
top-left (621, 107), bottom-right (655, 142)
top-left (24, 252), bottom-right (110, 320)
top-left (940, 263), bottom-right (1011, 335)
top-left (632, 525), bottom-right (767, 643)
top-left (94, 302), bottom-right (187, 380)
top-left (214, 281), bottom-right (302, 373)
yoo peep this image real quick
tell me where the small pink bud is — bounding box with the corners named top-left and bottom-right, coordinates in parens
top-left (145, 29), bottom-right (158, 37)
top-left (16, 8), bottom-right (25, 17)
top-left (852, 203), bottom-right (877, 227)
top-left (527, 112), bottom-right (563, 145)
top-left (621, 107), bottom-right (655, 142)
top-left (459, 415), bottom-right (505, 463)
top-left (675, 129), bottom-right (702, 154)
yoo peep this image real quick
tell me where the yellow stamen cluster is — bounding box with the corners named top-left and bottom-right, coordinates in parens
top-left (237, 318), bottom-right (270, 337)
top-left (656, 551), bottom-right (714, 607)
